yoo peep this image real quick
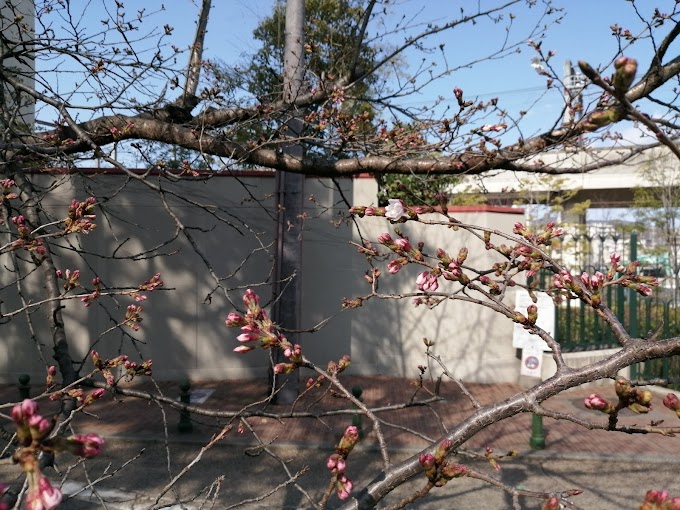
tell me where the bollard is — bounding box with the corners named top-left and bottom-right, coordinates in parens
top-left (529, 413), bottom-right (545, 449)
top-left (177, 380), bottom-right (193, 434)
top-left (18, 374), bottom-right (30, 400)
top-left (351, 385), bottom-right (364, 439)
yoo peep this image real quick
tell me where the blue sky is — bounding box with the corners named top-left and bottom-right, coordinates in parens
top-left (39, 0), bottom-right (674, 166)
top-left (36, 1), bottom-right (676, 155)
top-left (159, 0), bottom-right (667, 137)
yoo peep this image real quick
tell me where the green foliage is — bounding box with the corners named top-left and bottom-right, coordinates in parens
top-left (246, 0), bottom-right (377, 101)
top-left (377, 173), bottom-right (463, 206)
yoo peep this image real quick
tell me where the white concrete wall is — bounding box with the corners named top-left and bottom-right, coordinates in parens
top-left (0, 171), bottom-right (527, 384)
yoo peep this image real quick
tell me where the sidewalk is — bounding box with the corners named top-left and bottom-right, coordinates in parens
top-left (1, 375), bottom-right (678, 459)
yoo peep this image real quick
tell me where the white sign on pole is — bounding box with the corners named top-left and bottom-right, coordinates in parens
top-left (512, 289), bottom-right (555, 352)
top-left (520, 342), bottom-right (544, 377)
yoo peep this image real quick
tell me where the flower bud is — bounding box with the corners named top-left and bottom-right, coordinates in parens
top-left (377, 232), bottom-right (394, 247)
top-left (12, 399), bottom-right (38, 423)
top-left (349, 206), bottom-right (366, 217)
top-left (615, 377), bottom-right (633, 399)
top-left (337, 425), bottom-right (360, 453)
top-left (541, 496), bottom-right (560, 510)
top-left (434, 438), bottom-right (452, 462)
top-left (663, 393), bottom-right (680, 414)
top-left (584, 394), bottom-right (615, 414)
top-left (613, 56), bottom-right (637, 93)
top-left (28, 414), bottom-right (53, 441)
top-left (527, 304), bottom-right (538, 325)
top-left (440, 462), bottom-right (468, 480)
top-left (233, 345), bottom-right (256, 354)
top-left (456, 247), bottom-right (468, 264)
top-left (419, 453), bottom-right (435, 469)
top-left (225, 312), bottom-right (246, 327)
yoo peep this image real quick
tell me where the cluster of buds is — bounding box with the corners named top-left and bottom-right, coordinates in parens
top-left (0, 178), bottom-right (17, 203)
top-left (513, 221), bottom-right (564, 247)
top-left (124, 304), bottom-right (144, 331)
top-left (81, 276), bottom-right (103, 307)
top-left (327, 426), bottom-right (360, 500)
top-left (583, 393), bottom-right (616, 414)
top-left (64, 197), bottom-right (96, 234)
top-left (419, 439), bottom-right (469, 487)
top-left (49, 387), bottom-right (105, 407)
top-left (553, 252), bottom-right (658, 307)
top-left (612, 255), bottom-right (658, 296)
top-left (638, 490), bottom-right (680, 510)
top-left (350, 199), bottom-right (416, 222)
top-left (131, 273), bottom-right (163, 302)
top-left (326, 355), bottom-right (351, 376)
top-left (584, 377), bottom-right (653, 415)
top-left (8, 399), bottom-right (105, 510)
top-left (435, 247), bottom-right (470, 285)
top-left (56, 268), bottom-right (80, 291)
top-left (10, 215), bottom-right (46, 257)
top-left (416, 271), bottom-right (439, 292)
top-left (179, 159), bottom-right (200, 177)
top-left (109, 121), bottom-right (135, 140)
top-left (478, 275), bottom-right (501, 296)
top-left (226, 290), bottom-right (310, 374)
top-left (138, 273), bottom-right (163, 292)
top-left (91, 350), bottom-right (153, 385)
top-left (614, 377), bottom-right (653, 414)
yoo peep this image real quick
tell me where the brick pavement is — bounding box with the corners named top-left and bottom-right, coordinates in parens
top-left (1, 376), bottom-right (678, 458)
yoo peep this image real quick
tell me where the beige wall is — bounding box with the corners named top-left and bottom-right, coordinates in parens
top-left (0, 172), bottom-right (525, 384)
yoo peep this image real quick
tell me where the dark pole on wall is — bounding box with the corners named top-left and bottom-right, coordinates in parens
top-left (271, 0), bottom-right (305, 404)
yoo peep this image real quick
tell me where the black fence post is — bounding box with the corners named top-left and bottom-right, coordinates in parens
top-left (177, 381), bottom-right (193, 434)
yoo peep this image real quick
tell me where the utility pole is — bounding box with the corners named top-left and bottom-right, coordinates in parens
top-left (562, 59), bottom-right (587, 126)
top-left (271, 0), bottom-right (305, 404)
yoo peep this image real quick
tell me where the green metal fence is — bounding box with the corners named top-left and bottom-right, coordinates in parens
top-left (538, 230), bottom-right (680, 386)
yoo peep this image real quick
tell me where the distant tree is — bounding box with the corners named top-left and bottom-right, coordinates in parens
top-left (633, 153), bottom-right (680, 302)
top-left (236, 0), bottom-right (461, 201)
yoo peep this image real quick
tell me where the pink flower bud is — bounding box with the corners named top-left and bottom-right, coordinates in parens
top-left (242, 289), bottom-right (260, 308)
top-left (419, 453), bottom-right (435, 469)
top-left (225, 312), bottom-right (246, 327)
top-left (336, 474), bottom-right (353, 500)
top-left (584, 393), bottom-right (613, 413)
top-left (233, 345), bottom-right (256, 354)
top-left (377, 232), bottom-right (394, 246)
top-left (236, 332), bottom-right (258, 343)
top-left (67, 433), bottom-right (105, 458)
top-left (33, 476), bottom-right (62, 510)
top-left (663, 393), bottom-right (680, 411)
top-left (387, 259), bottom-right (403, 274)
top-left (28, 414), bottom-right (52, 440)
top-left (541, 496), bottom-right (560, 510)
top-left (394, 237), bottom-right (412, 252)
top-left (12, 399), bottom-right (38, 423)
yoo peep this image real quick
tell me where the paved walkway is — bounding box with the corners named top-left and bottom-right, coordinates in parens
top-left (1, 375), bottom-right (678, 459)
